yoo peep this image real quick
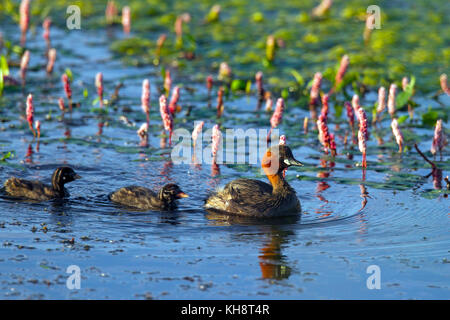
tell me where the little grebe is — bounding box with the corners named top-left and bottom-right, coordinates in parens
top-left (108, 183), bottom-right (188, 210)
top-left (3, 167), bottom-right (81, 201)
top-left (205, 144), bottom-right (303, 217)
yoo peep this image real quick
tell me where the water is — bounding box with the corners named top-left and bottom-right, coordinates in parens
top-left (0, 2), bottom-right (449, 299)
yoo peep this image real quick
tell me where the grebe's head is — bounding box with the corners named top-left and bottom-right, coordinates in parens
top-left (159, 184), bottom-right (189, 203)
top-left (262, 145), bottom-right (303, 175)
top-left (51, 167), bottom-right (81, 191)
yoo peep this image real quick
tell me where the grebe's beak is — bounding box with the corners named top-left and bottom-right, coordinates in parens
top-left (284, 158), bottom-right (303, 167)
top-left (176, 192), bottom-right (189, 198)
top-left (73, 174), bottom-right (82, 180)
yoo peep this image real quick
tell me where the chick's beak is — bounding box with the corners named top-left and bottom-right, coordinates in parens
top-left (73, 174), bottom-right (82, 180)
top-left (284, 158), bottom-right (304, 167)
top-left (176, 192), bottom-right (189, 198)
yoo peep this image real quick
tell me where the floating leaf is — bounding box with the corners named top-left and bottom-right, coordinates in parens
top-left (1, 151), bottom-right (14, 161)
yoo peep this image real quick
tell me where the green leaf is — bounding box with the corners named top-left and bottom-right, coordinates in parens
top-left (0, 55), bottom-right (9, 76)
top-left (1, 151), bottom-right (14, 161)
top-left (0, 70), bottom-right (3, 97)
top-left (290, 69), bottom-right (304, 86)
top-left (396, 76), bottom-right (415, 108)
top-left (245, 80), bottom-right (252, 94)
top-left (421, 108), bottom-right (439, 127)
top-left (65, 68), bottom-right (73, 82)
top-left (231, 79), bottom-right (247, 92)
top-left (397, 115), bottom-right (409, 124)
top-left (281, 88), bottom-right (289, 100)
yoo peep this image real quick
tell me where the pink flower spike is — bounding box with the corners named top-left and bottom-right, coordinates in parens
top-left (321, 94), bottom-right (329, 118)
top-left (62, 74), bottom-right (72, 112)
top-left (141, 79), bottom-right (150, 122)
top-left (175, 13), bottom-right (191, 40)
top-left (388, 84), bottom-right (397, 117)
top-left (358, 130), bottom-right (367, 168)
top-left (335, 55), bottom-right (349, 85)
top-left (192, 121), bottom-right (205, 147)
top-left (216, 87), bottom-right (224, 118)
top-left (20, 50), bottom-right (30, 83)
top-left (345, 101), bottom-right (355, 129)
top-left (206, 75), bottom-right (213, 92)
top-left (164, 70), bottom-right (172, 96)
top-left (317, 113), bottom-right (334, 155)
top-left (58, 97), bottom-right (65, 112)
top-left (211, 124), bottom-right (222, 163)
top-left (270, 98), bottom-right (284, 129)
top-left (312, 0), bottom-right (333, 17)
top-left (352, 94), bottom-right (361, 115)
top-left (26, 94), bottom-right (35, 137)
top-left (19, 0), bottom-right (30, 46)
top-left (431, 119), bottom-right (446, 157)
top-left (159, 95), bottom-right (173, 145)
top-left (95, 72), bottom-right (104, 107)
top-left (105, 1), bottom-right (118, 24)
top-left (122, 6), bottom-right (131, 34)
top-left (169, 86), bottom-right (180, 115)
top-left (357, 107), bottom-right (369, 141)
top-left (43, 18), bottom-right (51, 44)
top-left (376, 86), bottom-right (386, 115)
top-left (391, 118), bottom-right (404, 153)
top-left (440, 73), bottom-right (450, 95)
top-left (309, 72), bottom-right (322, 106)
top-left (46, 48), bottom-right (56, 74)
top-left (329, 133), bottom-right (337, 156)
top-left (255, 71), bottom-right (264, 97)
top-left (35, 120), bottom-right (41, 139)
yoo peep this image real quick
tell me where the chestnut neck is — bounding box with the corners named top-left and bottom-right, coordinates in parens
top-left (261, 151), bottom-right (292, 193)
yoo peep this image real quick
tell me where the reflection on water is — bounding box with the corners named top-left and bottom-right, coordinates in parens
top-left (258, 228), bottom-right (293, 280)
top-left (206, 213), bottom-right (299, 280)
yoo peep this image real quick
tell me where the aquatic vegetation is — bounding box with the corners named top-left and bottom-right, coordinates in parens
top-left (122, 6), bottom-right (131, 34)
top-left (19, 0), bottom-right (29, 46)
top-left (95, 72), bottom-right (104, 108)
top-left (141, 79), bottom-right (150, 124)
top-left (46, 48), bottom-right (56, 74)
top-left (431, 119), bottom-right (446, 158)
top-left (159, 94), bottom-right (173, 145)
top-left (391, 118), bottom-right (404, 153)
top-left (0, 0), bottom-right (448, 300)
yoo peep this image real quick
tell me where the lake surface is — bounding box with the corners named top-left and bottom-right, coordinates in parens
top-left (0, 1), bottom-right (448, 299)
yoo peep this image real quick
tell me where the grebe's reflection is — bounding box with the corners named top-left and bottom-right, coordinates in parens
top-left (205, 212), bottom-right (299, 280)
